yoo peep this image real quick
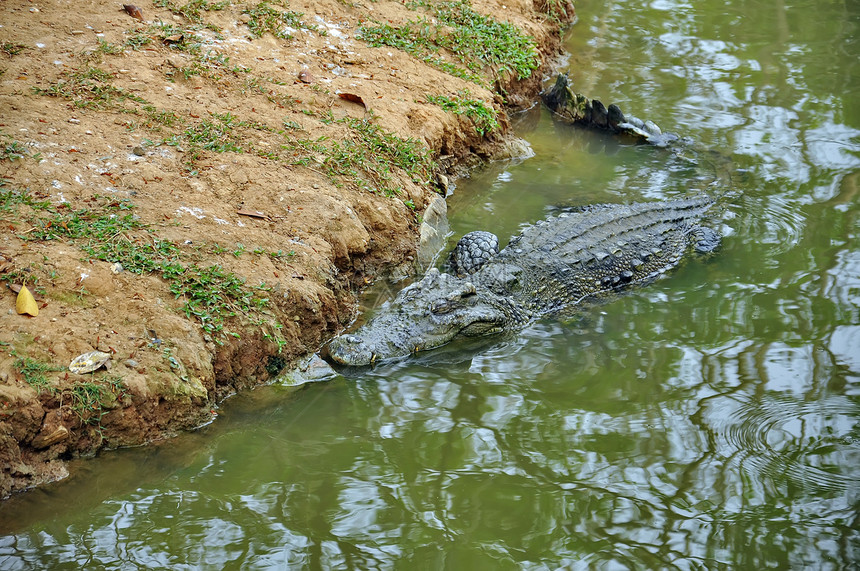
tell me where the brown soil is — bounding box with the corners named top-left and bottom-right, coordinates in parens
top-left (0, 0), bottom-right (573, 499)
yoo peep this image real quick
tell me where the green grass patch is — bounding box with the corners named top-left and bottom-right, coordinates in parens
top-left (185, 112), bottom-right (245, 153)
top-left (242, 1), bottom-right (319, 39)
top-left (15, 356), bottom-right (62, 395)
top-left (69, 376), bottom-right (129, 425)
top-left (359, 0), bottom-right (538, 85)
top-left (16, 197), bottom-right (281, 341)
top-left (0, 183), bottom-right (52, 213)
top-left (154, 0), bottom-right (230, 24)
top-left (316, 113), bottom-right (433, 197)
top-left (1, 42), bottom-right (28, 57)
top-left (32, 66), bottom-right (148, 111)
top-left (425, 91), bottom-right (499, 136)
top-left (148, 21), bottom-right (206, 55)
top-left (181, 112), bottom-right (276, 171)
top-left (1, 131), bottom-right (39, 162)
top-left (124, 31), bottom-right (154, 51)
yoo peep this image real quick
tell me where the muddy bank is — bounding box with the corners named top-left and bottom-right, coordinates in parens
top-left (0, 0), bottom-right (574, 499)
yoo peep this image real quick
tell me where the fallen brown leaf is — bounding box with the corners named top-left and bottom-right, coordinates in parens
top-left (337, 92), bottom-right (366, 109)
top-left (123, 4), bottom-right (144, 20)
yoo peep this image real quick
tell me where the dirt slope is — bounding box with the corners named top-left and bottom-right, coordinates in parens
top-left (0, 0), bottom-right (573, 498)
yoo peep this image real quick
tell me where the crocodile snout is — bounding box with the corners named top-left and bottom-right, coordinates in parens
top-left (327, 334), bottom-right (375, 366)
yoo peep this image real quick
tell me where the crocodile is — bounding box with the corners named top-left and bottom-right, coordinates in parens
top-left (327, 196), bottom-right (720, 366)
top-left (543, 73), bottom-right (736, 184)
top-left (542, 73), bottom-right (682, 147)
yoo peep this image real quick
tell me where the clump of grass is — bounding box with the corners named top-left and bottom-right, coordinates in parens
top-left (185, 112), bottom-right (245, 153)
top-left (93, 39), bottom-right (124, 57)
top-left (242, 1), bottom-right (319, 39)
top-left (1, 42), bottom-right (27, 57)
top-left (69, 381), bottom-right (105, 424)
top-left (148, 21), bottom-right (206, 55)
top-left (15, 357), bottom-right (62, 395)
top-left (2, 139), bottom-right (29, 161)
top-left (359, 0), bottom-right (539, 85)
top-left (69, 376), bottom-right (129, 425)
top-left (143, 105), bottom-right (182, 129)
top-left (357, 21), bottom-right (480, 84)
top-left (154, 0), bottom-right (229, 29)
top-left (0, 183), bottom-right (52, 213)
top-left (181, 112), bottom-right (277, 171)
top-left (317, 113), bottom-right (433, 197)
top-left (32, 66), bottom-right (147, 111)
top-left (124, 32), bottom-right (154, 51)
top-left (434, 0), bottom-right (538, 79)
top-left (173, 108), bottom-right (431, 196)
top-left (426, 91), bottom-right (499, 136)
top-left (1, 130), bottom-right (41, 162)
top-left (535, 0), bottom-right (574, 24)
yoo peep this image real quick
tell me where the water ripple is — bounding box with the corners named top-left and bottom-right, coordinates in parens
top-left (696, 390), bottom-right (860, 499)
top-left (734, 193), bottom-right (807, 252)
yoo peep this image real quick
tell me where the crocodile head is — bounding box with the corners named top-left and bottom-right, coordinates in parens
top-left (327, 269), bottom-right (512, 366)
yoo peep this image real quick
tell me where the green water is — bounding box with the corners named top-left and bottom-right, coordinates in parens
top-left (2, 0), bottom-right (859, 568)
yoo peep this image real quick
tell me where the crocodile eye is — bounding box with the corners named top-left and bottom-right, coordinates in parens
top-left (430, 301), bottom-right (451, 314)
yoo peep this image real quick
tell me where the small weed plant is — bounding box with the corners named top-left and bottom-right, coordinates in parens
top-left (15, 356), bottom-right (62, 395)
top-left (242, 1), bottom-right (320, 39)
top-left (425, 91), bottom-right (499, 136)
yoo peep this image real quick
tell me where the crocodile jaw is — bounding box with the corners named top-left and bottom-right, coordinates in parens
top-left (327, 307), bottom-right (508, 366)
top-left (327, 271), bottom-right (510, 366)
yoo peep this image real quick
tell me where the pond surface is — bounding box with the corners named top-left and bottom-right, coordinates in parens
top-left (2, 0), bottom-right (859, 568)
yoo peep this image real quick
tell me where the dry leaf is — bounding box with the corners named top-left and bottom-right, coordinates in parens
top-left (163, 34), bottom-right (184, 45)
top-left (16, 285), bottom-right (38, 317)
top-left (337, 92), bottom-right (366, 109)
top-left (123, 4), bottom-right (144, 20)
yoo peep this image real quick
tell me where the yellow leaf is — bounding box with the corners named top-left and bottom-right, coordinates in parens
top-left (16, 285), bottom-right (38, 317)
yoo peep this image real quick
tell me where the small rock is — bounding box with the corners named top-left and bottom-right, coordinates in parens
top-left (124, 359), bottom-right (140, 368)
top-left (132, 146), bottom-right (145, 156)
top-left (435, 173), bottom-right (449, 194)
top-left (166, 56), bottom-right (184, 69)
top-left (298, 68), bottom-right (314, 83)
